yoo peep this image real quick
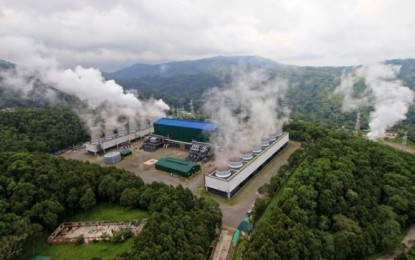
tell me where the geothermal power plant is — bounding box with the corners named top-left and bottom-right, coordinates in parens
top-left (84, 117), bottom-right (289, 198)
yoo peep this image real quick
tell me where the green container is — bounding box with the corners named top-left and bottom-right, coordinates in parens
top-left (155, 157), bottom-right (201, 177)
top-left (120, 149), bottom-right (132, 157)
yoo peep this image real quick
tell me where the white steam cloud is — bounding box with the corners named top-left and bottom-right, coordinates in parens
top-left (0, 36), bottom-right (169, 138)
top-left (335, 63), bottom-right (414, 140)
top-left (203, 68), bottom-right (290, 166)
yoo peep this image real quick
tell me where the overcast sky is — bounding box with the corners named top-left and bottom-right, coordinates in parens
top-left (1, 0), bottom-right (414, 72)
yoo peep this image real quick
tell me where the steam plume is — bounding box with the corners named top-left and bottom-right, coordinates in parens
top-left (335, 63), bottom-right (414, 140)
top-left (203, 68), bottom-right (290, 166)
top-left (0, 36), bottom-right (169, 138)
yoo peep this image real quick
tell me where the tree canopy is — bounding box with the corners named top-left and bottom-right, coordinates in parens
top-left (244, 121), bottom-right (415, 259)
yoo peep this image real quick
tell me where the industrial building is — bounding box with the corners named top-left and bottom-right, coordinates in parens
top-left (155, 157), bottom-right (201, 177)
top-left (153, 118), bottom-right (217, 143)
top-left (86, 126), bottom-right (153, 154)
top-left (204, 132), bottom-right (289, 198)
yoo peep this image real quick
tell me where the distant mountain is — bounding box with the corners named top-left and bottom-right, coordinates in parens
top-left (0, 59), bottom-right (14, 70)
top-left (104, 56), bottom-right (280, 79)
top-left (103, 56), bottom-right (415, 129)
top-left (2, 55), bottom-right (415, 131)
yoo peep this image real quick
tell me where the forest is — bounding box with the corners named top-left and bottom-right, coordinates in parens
top-left (244, 121), bottom-right (415, 259)
top-left (0, 108), bottom-right (221, 259)
top-left (0, 108), bottom-right (89, 153)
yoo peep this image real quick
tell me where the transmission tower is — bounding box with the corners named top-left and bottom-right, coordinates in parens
top-left (401, 131), bottom-right (408, 151)
top-left (189, 99), bottom-right (195, 114)
top-left (354, 111), bottom-right (361, 132)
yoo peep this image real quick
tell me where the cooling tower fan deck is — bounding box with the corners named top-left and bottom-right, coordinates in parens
top-left (240, 149), bottom-right (253, 161)
top-left (228, 156), bottom-right (243, 169)
top-left (215, 165), bottom-right (232, 178)
top-left (252, 145), bottom-right (262, 154)
top-left (261, 138), bottom-right (270, 147)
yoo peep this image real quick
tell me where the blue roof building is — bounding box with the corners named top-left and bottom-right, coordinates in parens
top-left (153, 118), bottom-right (217, 143)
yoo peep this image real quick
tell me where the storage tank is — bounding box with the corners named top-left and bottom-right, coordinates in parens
top-left (104, 151), bottom-right (122, 164)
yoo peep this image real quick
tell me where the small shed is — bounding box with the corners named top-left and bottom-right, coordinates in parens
top-left (29, 256), bottom-right (50, 260)
top-left (237, 220), bottom-right (253, 235)
top-left (155, 157), bottom-right (201, 177)
top-left (120, 149), bottom-right (132, 158)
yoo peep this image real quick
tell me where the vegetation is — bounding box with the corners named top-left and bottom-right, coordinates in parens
top-left (21, 236), bottom-right (135, 260)
top-left (0, 152), bottom-right (221, 259)
top-left (243, 121), bottom-right (415, 259)
top-left (70, 204), bottom-right (149, 222)
top-left (0, 108), bottom-right (89, 153)
top-left (0, 107), bottom-right (221, 259)
top-left (105, 57), bottom-right (415, 135)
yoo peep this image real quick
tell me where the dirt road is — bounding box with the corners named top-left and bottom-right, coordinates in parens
top-left (377, 224), bottom-right (415, 260)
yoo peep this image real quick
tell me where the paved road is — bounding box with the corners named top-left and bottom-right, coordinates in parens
top-left (215, 142), bottom-right (301, 228)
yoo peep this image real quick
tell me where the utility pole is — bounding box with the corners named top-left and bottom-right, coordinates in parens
top-left (354, 111), bottom-right (361, 132)
top-left (189, 99), bottom-right (195, 114)
top-left (401, 131), bottom-right (408, 151)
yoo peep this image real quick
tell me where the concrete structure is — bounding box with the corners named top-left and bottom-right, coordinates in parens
top-left (48, 220), bottom-right (146, 244)
top-left (86, 126), bottom-right (153, 154)
top-left (153, 118), bottom-right (217, 143)
top-left (205, 132), bottom-right (289, 198)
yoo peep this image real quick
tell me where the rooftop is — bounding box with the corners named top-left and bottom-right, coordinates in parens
top-left (156, 157), bottom-right (200, 173)
top-left (154, 118), bottom-right (217, 131)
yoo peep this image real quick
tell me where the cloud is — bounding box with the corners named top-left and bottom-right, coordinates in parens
top-left (0, 0), bottom-right (414, 70)
top-left (0, 36), bottom-right (169, 138)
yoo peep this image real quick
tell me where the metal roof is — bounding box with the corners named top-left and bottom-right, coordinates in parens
top-left (154, 118), bottom-right (217, 131)
top-left (237, 220), bottom-right (253, 233)
top-left (156, 157), bottom-right (199, 174)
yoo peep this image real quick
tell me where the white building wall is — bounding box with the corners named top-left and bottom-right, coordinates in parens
top-left (86, 127), bottom-right (153, 153)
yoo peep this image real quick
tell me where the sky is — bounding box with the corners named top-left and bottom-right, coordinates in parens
top-left (1, 0), bottom-right (414, 72)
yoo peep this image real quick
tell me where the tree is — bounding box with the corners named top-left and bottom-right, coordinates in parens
top-left (79, 189), bottom-right (96, 211)
top-left (120, 188), bottom-right (140, 208)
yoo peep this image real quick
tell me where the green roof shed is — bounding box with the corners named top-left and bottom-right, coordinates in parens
top-left (29, 256), bottom-right (50, 260)
top-left (237, 220), bottom-right (253, 234)
top-left (120, 149), bottom-right (132, 157)
top-left (155, 157), bottom-right (201, 177)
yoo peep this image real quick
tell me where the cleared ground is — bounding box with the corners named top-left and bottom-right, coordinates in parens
top-left (62, 140), bottom-right (300, 228)
top-left (62, 139), bottom-right (214, 193)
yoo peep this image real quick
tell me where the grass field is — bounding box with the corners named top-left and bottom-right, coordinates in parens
top-left (70, 203), bottom-right (149, 222)
top-left (234, 239), bottom-right (246, 260)
top-left (26, 238), bottom-right (134, 260)
top-left (20, 204), bottom-right (148, 259)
